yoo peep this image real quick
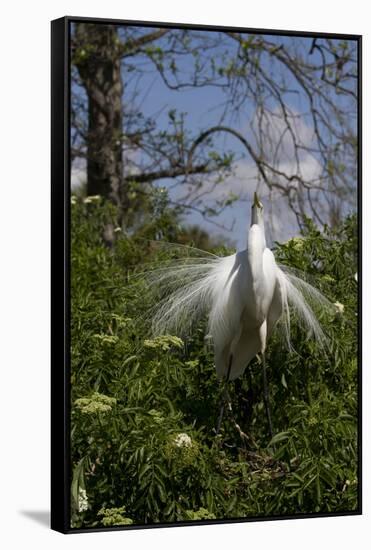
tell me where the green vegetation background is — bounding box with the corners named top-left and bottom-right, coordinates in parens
top-left (70, 194), bottom-right (358, 529)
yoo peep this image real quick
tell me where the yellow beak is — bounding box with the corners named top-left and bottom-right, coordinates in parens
top-left (253, 192), bottom-right (262, 208)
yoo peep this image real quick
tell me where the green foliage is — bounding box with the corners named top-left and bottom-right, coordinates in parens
top-left (185, 508), bottom-right (216, 520)
top-left (75, 392), bottom-right (117, 414)
top-left (144, 335), bottom-right (184, 352)
top-left (98, 506), bottom-right (133, 527)
top-left (70, 196), bottom-right (358, 529)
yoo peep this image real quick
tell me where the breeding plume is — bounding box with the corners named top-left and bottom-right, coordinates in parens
top-left (144, 193), bottom-right (331, 434)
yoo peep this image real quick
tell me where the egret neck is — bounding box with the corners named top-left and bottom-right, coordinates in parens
top-left (249, 192), bottom-right (266, 248)
top-left (247, 194), bottom-right (267, 319)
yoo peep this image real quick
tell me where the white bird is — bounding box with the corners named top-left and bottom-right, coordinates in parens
top-left (143, 193), bottom-right (331, 435)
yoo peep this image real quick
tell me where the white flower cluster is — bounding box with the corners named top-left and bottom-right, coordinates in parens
top-left (174, 433), bottom-right (192, 448)
top-left (334, 301), bottom-right (345, 314)
top-left (78, 487), bottom-right (89, 512)
top-left (83, 195), bottom-right (101, 204)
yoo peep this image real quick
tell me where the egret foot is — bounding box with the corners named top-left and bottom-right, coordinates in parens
top-left (226, 396), bottom-right (257, 448)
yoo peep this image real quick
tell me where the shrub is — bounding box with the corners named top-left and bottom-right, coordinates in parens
top-left (70, 196), bottom-right (358, 528)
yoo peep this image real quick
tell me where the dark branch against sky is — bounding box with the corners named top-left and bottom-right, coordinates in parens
top-left (71, 24), bottom-right (358, 248)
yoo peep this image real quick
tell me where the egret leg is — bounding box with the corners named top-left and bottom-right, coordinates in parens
top-left (262, 352), bottom-right (274, 440)
top-left (216, 357), bottom-right (256, 448)
top-left (245, 365), bottom-right (254, 423)
top-left (216, 354), bottom-right (233, 435)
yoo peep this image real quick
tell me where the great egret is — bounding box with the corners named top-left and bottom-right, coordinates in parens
top-left (143, 193), bottom-right (331, 437)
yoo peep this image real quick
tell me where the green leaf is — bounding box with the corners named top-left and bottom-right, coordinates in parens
top-left (269, 431), bottom-right (290, 445)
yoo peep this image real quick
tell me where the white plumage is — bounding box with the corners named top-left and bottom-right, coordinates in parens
top-left (145, 193), bottom-right (331, 381)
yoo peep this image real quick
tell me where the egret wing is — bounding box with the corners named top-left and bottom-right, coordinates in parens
top-left (141, 246), bottom-right (238, 339)
top-left (209, 251), bottom-right (254, 378)
top-left (220, 325), bottom-right (261, 380)
top-left (276, 265), bottom-right (334, 350)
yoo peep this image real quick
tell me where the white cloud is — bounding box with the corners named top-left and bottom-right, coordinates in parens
top-left (177, 108), bottom-right (325, 244)
top-left (71, 159), bottom-right (86, 189)
top-left (69, 110), bottom-right (325, 247)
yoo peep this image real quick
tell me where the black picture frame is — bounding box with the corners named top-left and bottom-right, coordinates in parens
top-left (51, 15), bottom-right (362, 534)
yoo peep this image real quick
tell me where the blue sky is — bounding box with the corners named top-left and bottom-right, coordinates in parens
top-left (71, 26), bottom-right (358, 249)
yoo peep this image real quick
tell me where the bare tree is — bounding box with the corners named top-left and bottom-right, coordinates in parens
top-left (71, 24), bottom-right (358, 234)
top-left (73, 24), bottom-right (124, 206)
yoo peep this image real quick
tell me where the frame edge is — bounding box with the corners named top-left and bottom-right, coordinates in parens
top-left (51, 15), bottom-right (70, 534)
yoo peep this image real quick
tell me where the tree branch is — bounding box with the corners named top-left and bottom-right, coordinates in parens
top-left (119, 29), bottom-right (170, 57)
top-left (124, 163), bottom-right (209, 184)
top-left (187, 125), bottom-right (270, 185)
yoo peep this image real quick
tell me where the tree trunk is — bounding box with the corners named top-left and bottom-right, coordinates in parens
top-left (74, 23), bottom-right (124, 207)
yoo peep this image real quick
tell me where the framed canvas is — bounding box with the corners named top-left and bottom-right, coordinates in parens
top-left (51, 16), bottom-right (362, 533)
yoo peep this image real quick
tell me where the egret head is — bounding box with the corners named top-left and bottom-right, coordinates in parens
top-left (251, 192), bottom-right (264, 226)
